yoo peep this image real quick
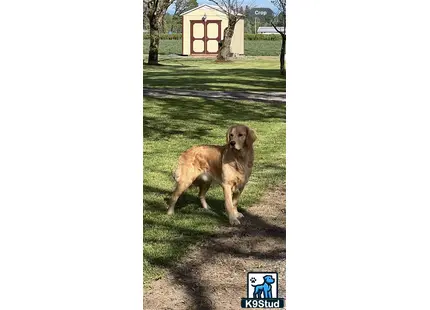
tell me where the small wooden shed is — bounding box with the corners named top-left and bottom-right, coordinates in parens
top-left (181, 5), bottom-right (244, 56)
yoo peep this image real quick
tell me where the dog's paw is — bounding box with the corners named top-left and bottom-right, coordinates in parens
top-left (167, 208), bottom-right (175, 215)
top-left (236, 212), bottom-right (244, 219)
top-left (202, 204), bottom-right (211, 210)
top-left (229, 216), bottom-right (241, 226)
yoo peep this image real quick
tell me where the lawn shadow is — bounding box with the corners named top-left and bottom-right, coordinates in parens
top-left (143, 67), bottom-right (286, 92)
top-left (143, 59), bottom-right (198, 68)
top-left (143, 88), bottom-right (285, 105)
top-left (143, 96), bottom-right (285, 140)
top-left (143, 181), bottom-right (228, 293)
top-left (143, 185), bottom-right (225, 220)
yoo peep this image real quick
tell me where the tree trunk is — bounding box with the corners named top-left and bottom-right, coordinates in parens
top-left (148, 16), bottom-right (162, 65)
top-left (280, 34), bottom-right (286, 75)
top-left (217, 20), bottom-right (236, 61)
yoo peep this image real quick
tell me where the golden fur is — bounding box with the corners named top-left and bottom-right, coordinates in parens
top-left (167, 125), bottom-right (257, 225)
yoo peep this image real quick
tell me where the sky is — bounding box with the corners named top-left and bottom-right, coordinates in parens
top-left (167, 0), bottom-right (278, 14)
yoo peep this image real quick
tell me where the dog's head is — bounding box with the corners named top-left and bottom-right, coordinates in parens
top-left (263, 275), bottom-right (275, 284)
top-left (226, 125), bottom-right (257, 151)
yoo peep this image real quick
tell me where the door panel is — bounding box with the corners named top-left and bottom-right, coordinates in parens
top-left (206, 39), bottom-right (219, 53)
top-left (193, 23), bottom-right (204, 39)
top-left (190, 20), bottom-right (221, 54)
top-left (206, 22), bottom-right (219, 38)
top-left (205, 21), bottom-right (221, 54)
top-left (193, 40), bottom-right (205, 53)
top-left (191, 21), bottom-right (205, 54)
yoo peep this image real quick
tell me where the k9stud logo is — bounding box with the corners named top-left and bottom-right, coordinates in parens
top-left (241, 272), bottom-right (285, 308)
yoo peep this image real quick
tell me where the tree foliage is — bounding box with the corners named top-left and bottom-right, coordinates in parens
top-left (173, 0), bottom-right (198, 15)
top-left (170, 0), bottom-right (198, 33)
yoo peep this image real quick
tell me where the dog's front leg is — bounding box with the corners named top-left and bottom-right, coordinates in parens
top-left (222, 185), bottom-right (240, 225)
top-left (232, 188), bottom-right (244, 219)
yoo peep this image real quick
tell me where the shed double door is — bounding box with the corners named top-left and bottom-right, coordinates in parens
top-left (190, 20), bottom-right (221, 54)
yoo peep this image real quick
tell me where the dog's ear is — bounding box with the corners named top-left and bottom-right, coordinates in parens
top-left (246, 127), bottom-right (257, 146)
top-left (226, 126), bottom-right (233, 144)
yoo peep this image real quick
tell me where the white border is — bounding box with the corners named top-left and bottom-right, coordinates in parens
top-left (0, 0), bottom-right (143, 309)
top-left (287, 0), bottom-right (430, 309)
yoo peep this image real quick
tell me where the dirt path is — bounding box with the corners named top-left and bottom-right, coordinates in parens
top-left (143, 87), bottom-right (286, 104)
top-left (144, 185), bottom-right (286, 310)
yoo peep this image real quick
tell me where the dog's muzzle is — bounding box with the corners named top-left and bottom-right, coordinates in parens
top-left (230, 141), bottom-right (241, 150)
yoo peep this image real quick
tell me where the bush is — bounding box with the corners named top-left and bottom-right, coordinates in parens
top-left (244, 34), bottom-right (282, 40)
top-left (143, 33), bottom-right (182, 40)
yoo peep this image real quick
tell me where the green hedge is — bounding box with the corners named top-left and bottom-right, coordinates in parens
top-left (143, 33), bottom-right (182, 40)
top-left (244, 34), bottom-right (281, 40)
top-left (143, 33), bottom-right (282, 41)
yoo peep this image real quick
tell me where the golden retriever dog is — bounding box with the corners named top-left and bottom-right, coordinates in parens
top-left (167, 125), bottom-right (257, 225)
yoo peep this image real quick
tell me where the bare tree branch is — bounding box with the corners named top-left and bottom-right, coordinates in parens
top-left (271, 0), bottom-right (286, 29)
top-left (270, 22), bottom-right (284, 36)
top-left (209, 0), bottom-right (247, 20)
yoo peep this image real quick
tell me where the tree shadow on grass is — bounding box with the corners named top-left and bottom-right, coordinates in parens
top-left (143, 184), bottom-right (226, 219)
top-left (143, 67), bottom-right (286, 92)
top-left (143, 96), bottom-right (285, 140)
top-left (143, 62), bottom-right (197, 68)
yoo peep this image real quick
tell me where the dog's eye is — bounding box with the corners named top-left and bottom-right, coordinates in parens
top-left (230, 134), bottom-right (233, 137)
top-left (238, 134), bottom-right (243, 137)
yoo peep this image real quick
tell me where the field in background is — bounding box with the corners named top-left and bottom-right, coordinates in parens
top-left (143, 39), bottom-right (282, 56)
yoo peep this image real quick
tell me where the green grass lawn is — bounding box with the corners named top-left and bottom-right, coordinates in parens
top-left (245, 40), bottom-right (283, 56)
top-left (143, 56), bottom-right (285, 92)
top-left (143, 57), bottom-right (286, 288)
top-left (143, 39), bottom-right (282, 56)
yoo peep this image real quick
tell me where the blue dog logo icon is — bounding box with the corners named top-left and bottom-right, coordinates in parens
top-left (241, 272), bottom-right (284, 308)
top-left (251, 274), bottom-right (275, 298)
top-left (251, 275), bottom-right (275, 298)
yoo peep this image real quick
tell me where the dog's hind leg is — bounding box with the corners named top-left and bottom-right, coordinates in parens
top-left (167, 181), bottom-right (192, 215)
top-left (197, 180), bottom-right (211, 210)
top-left (167, 164), bottom-right (204, 215)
